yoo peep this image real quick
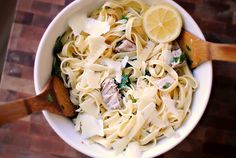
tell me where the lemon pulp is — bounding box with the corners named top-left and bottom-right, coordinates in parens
top-left (143, 4), bottom-right (183, 43)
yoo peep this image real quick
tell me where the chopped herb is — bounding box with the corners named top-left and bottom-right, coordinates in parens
top-left (187, 58), bottom-right (193, 67)
top-left (121, 15), bottom-right (128, 20)
top-left (179, 53), bottom-right (186, 63)
top-left (186, 45), bottom-right (191, 52)
top-left (185, 53), bottom-right (193, 68)
top-left (129, 95), bottom-right (137, 103)
top-left (52, 55), bottom-right (61, 76)
top-left (172, 53), bottom-right (185, 64)
top-left (53, 35), bottom-right (63, 55)
top-left (173, 57), bottom-right (179, 63)
top-left (47, 93), bottom-right (54, 103)
top-left (162, 82), bottom-right (171, 89)
top-left (131, 98), bottom-right (137, 103)
top-left (52, 35), bottom-right (64, 77)
top-left (125, 62), bottom-right (132, 68)
top-left (118, 74), bottom-right (131, 89)
top-left (145, 69), bottom-right (151, 76)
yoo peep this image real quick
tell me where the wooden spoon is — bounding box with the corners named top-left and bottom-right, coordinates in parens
top-left (0, 76), bottom-right (76, 125)
top-left (177, 30), bottom-right (236, 68)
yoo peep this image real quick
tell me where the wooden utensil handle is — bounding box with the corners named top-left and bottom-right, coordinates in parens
top-left (0, 94), bottom-right (62, 125)
top-left (209, 43), bottom-right (236, 62)
top-left (0, 97), bottom-right (43, 125)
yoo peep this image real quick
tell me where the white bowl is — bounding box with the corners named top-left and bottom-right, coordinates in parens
top-left (34, 0), bottom-right (212, 157)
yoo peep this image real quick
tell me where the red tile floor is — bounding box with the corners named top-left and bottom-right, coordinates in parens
top-left (0, 0), bottom-right (236, 157)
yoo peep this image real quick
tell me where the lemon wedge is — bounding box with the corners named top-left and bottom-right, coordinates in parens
top-left (143, 4), bottom-right (183, 43)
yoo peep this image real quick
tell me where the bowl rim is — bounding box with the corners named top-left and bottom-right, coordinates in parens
top-left (34, 0), bottom-right (213, 157)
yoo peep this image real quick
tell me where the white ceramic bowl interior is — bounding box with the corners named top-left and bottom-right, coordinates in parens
top-left (34, 0), bottom-right (212, 157)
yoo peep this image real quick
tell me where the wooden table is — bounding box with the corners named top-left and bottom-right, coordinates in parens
top-left (0, 0), bottom-right (236, 157)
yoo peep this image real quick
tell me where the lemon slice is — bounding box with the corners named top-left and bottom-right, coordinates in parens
top-left (143, 4), bottom-right (183, 43)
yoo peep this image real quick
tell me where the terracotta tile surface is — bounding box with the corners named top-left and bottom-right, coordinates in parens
top-left (0, 0), bottom-right (236, 158)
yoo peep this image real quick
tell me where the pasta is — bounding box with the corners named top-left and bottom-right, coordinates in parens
top-left (52, 0), bottom-right (198, 155)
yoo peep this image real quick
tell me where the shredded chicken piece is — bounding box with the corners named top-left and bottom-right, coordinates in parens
top-left (101, 78), bottom-right (122, 110)
top-left (115, 39), bottom-right (136, 52)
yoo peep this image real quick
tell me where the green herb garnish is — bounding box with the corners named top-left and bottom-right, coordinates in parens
top-left (47, 93), bottom-right (54, 103)
top-left (121, 15), bottom-right (128, 20)
top-left (52, 56), bottom-right (61, 76)
top-left (162, 82), bottom-right (171, 89)
top-left (172, 53), bottom-right (185, 64)
top-left (186, 45), bottom-right (191, 52)
top-left (187, 58), bottom-right (193, 67)
top-left (179, 53), bottom-right (185, 63)
top-left (131, 98), bottom-right (137, 103)
top-left (125, 62), bottom-right (132, 68)
top-left (184, 53), bottom-right (193, 68)
top-left (53, 36), bottom-right (63, 55)
top-left (52, 35), bottom-right (64, 76)
top-left (118, 74), bottom-right (131, 89)
top-left (173, 57), bottom-right (179, 63)
top-left (114, 75), bottom-right (132, 98)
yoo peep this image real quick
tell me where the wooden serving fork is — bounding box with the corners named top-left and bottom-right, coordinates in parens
top-left (177, 30), bottom-right (236, 68)
top-left (0, 76), bottom-right (76, 125)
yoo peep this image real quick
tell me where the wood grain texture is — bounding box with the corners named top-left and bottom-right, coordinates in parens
top-left (0, 76), bottom-right (76, 125)
top-left (0, 0), bottom-right (236, 158)
top-left (210, 43), bottom-right (236, 62)
top-left (178, 31), bottom-right (236, 68)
